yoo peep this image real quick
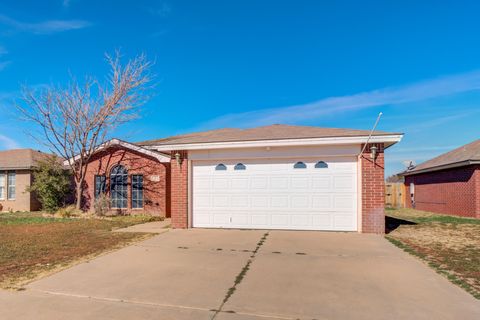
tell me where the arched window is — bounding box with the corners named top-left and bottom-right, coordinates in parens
top-left (215, 164), bottom-right (227, 171)
top-left (293, 161), bottom-right (307, 169)
top-left (234, 163), bottom-right (246, 170)
top-left (110, 165), bottom-right (128, 209)
top-left (315, 161), bottom-right (328, 169)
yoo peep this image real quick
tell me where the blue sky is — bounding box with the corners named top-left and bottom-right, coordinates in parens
top-left (1, 0), bottom-right (480, 176)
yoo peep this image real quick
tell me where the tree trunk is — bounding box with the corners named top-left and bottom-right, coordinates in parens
top-left (75, 183), bottom-right (82, 210)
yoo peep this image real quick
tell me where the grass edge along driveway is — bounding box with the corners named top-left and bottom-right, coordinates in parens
top-left (0, 212), bottom-right (160, 289)
top-left (385, 208), bottom-right (480, 299)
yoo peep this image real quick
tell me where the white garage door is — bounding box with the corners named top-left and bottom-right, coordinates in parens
top-left (192, 157), bottom-right (357, 231)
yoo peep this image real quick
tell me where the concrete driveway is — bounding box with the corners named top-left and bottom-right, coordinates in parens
top-left (1, 229), bottom-right (479, 320)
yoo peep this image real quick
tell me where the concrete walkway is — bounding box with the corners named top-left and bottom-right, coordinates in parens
top-left (1, 229), bottom-right (479, 320)
top-left (114, 218), bottom-right (171, 233)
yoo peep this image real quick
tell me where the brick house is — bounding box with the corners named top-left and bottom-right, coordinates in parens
top-left (78, 125), bottom-right (403, 234)
top-left (402, 139), bottom-right (480, 218)
top-left (0, 149), bottom-right (54, 212)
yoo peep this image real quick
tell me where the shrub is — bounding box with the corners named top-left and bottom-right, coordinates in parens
top-left (93, 193), bottom-right (110, 216)
top-left (56, 205), bottom-right (82, 218)
top-left (28, 155), bottom-right (72, 213)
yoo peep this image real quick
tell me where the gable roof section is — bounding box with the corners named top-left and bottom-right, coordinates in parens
top-left (64, 139), bottom-right (171, 166)
top-left (137, 124), bottom-right (402, 150)
top-left (0, 149), bottom-right (57, 170)
top-left (402, 139), bottom-right (480, 176)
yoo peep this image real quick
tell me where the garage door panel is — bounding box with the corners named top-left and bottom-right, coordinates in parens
top-left (251, 196), bottom-right (269, 208)
top-left (290, 177), bottom-right (309, 189)
top-left (231, 178), bottom-right (249, 189)
top-left (271, 196), bottom-right (289, 208)
top-left (231, 196), bottom-right (249, 207)
top-left (194, 195), bottom-right (211, 207)
top-left (192, 157), bottom-right (357, 231)
top-left (291, 214), bottom-right (310, 226)
top-left (311, 176), bottom-right (332, 189)
top-left (312, 195), bottom-right (332, 209)
top-left (290, 195), bottom-right (310, 208)
top-left (213, 196), bottom-right (229, 207)
top-left (312, 214), bottom-right (332, 227)
top-left (271, 214), bottom-right (289, 226)
top-left (270, 177), bottom-right (289, 189)
top-left (251, 177), bottom-right (268, 189)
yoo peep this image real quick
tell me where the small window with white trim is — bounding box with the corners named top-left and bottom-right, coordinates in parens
top-left (7, 172), bottom-right (15, 200)
top-left (215, 164), bottom-right (227, 171)
top-left (293, 161), bottom-right (307, 169)
top-left (315, 161), bottom-right (328, 169)
top-left (0, 172), bottom-right (5, 200)
top-left (234, 163), bottom-right (246, 170)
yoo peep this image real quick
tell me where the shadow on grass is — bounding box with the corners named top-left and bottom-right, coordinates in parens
top-left (385, 216), bottom-right (417, 234)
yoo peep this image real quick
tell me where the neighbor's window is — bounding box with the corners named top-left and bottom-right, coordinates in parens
top-left (94, 175), bottom-right (106, 199)
top-left (7, 172), bottom-right (15, 200)
top-left (110, 165), bottom-right (128, 209)
top-left (293, 161), bottom-right (307, 169)
top-left (0, 173), bottom-right (5, 200)
top-left (215, 164), bottom-right (227, 171)
top-left (315, 161), bottom-right (328, 169)
top-left (131, 175), bottom-right (144, 209)
top-left (234, 163), bottom-right (246, 170)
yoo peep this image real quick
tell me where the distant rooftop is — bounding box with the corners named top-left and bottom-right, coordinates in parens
top-left (137, 124), bottom-right (401, 146)
top-left (0, 149), bottom-right (58, 170)
top-left (402, 139), bottom-right (480, 175)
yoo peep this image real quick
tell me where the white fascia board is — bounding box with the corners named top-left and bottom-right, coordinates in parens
top-left (63, 139), bottom-right (171, 166)
top-left (145, 134), bottom-right (403, 152)
top-left (402, 160), bottom-right (480, 176)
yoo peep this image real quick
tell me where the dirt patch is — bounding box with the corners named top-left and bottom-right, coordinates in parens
top-left (387, 208), bottom-right (480, 299)
top-left (0, 213), bottom-right (157, 289)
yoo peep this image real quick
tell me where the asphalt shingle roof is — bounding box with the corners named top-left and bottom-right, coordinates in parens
top-left (137, 124), bottom-right (400, 146)
top-left (0, 149), bottom-right (57, 170)
top-left (403, 139), bottom-right (480, 175)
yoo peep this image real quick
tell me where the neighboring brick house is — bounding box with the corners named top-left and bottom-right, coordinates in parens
top-left (402, 139), bottom-right (480, 218)
top-left (77, 125), bottom-right (402, 234)
top-left (0, 149), bottom-right (55, 212)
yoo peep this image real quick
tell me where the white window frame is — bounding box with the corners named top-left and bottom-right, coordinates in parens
top-left (7, 172), bottom-right (15, 200)
top-left (0, 172), bottom-right (5, 200)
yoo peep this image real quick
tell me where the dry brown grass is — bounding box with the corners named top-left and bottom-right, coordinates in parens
top-left (0, 212), bottom-right (159, 289)
top-left (386, 208), bottom-right (480, 299)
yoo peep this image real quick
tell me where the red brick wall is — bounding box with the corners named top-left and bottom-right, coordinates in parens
top-left (170, 151), bottom-right (188, 228)
top-left (361, 143), bottom-right (385, 234)
top-left (475, 168), bottom-right (480, 218)
top-left (84, 146), bottom-right (169, 216)
top-left (404, 165), bottom-right (480, 218)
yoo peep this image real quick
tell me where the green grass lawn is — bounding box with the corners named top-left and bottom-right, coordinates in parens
top-left (386, 208), bottom-right (480, 299)
top-left (0, 212), bottom-right (161, 289)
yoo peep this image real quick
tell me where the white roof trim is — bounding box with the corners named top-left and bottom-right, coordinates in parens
top-left (143, 134), bottom-right (403, 151)
top-left (63, 139), bottom-right (171, 166)
top-left (402, 160), bottom-right (480, 176)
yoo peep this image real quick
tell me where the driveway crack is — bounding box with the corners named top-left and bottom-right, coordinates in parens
top-left (211, 232), bottom-right (269, 320)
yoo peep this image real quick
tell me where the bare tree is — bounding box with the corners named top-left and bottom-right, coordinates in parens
top-left (16, 51), bottom-right (153, 210)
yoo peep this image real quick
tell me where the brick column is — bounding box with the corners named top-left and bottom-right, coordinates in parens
top-left (361, 143), bottom-right (385, 234)
top-left (170, 151), bottom-right (188, 228)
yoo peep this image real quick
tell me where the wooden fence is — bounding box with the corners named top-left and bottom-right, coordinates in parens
top-left (385, 183), bottom-right (406, 208)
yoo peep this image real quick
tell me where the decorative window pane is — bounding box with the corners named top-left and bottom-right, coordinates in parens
top-left (94, 175), bottom-right (106, 199)
top-left (234, 163), bottom-right (246, 170)
top-left (110, 165), bottom-right (128, 208)
top-left (215, 164), bottom-right (227, 171)
top-left (315, 161), bottom-right (328, 169)
top-left (7, 172), bottom-right (15, 200)
top-left (0, 173), bottom-right (4, 200)
top-left (131, 175), bottom-right (144, 209)
top-left (293, 161), bottom-right (306, 169)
